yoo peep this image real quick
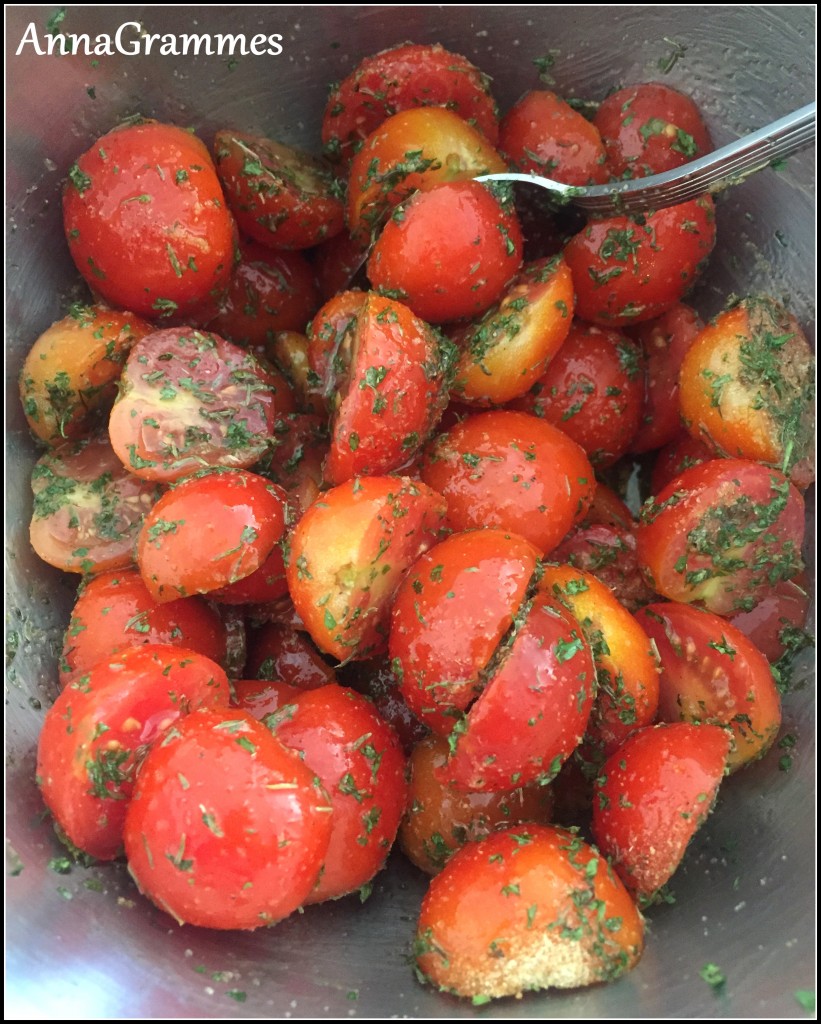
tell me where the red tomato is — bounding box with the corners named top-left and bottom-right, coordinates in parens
top-left (593, 83), bottom-right (713, 179)
top-left (63, 120), bottom-right (235, 320)
top-left (650, 432), bottom-right (713, 494)
top-left (232, 679), bottom-right (303, 719)
top-left (243, 623), bottom-right (335, 690)
top-left (307, 290), bottom-right (367, 391)
top-left (419, 410), bottom-right (595, 555)
top-left (324, 292), bottom-right (452, 484)
top-left (322, 43), bottom-right (499, 164)
top-left (123, 707), bottom-right (333, 929)
top-left (512, 321), bottom-right (644, 466)
top-left (313, 230), bottom-right (372, 301)
top-left (208, 543), bottom-right (289, 604)
top-left (564, 197), bottom-right (716, 325)
top-left (500, 90), bottom-right (610, 185)
top-left (580, 482), bottom-right (635, 530)
top-left (635, 602), bottom-right (782, 771)
top-left (678, 295), bottom-right (815, 488)
top-left (415, 824), bottom-right (644, 999)
top-left (37, 645), bottom-right (230, 860)
top-left (390, 529), bottom-right (540, 734)
top-left (400, 733), bottom-right (553, 874)
top-left (628, 301), bottom-right (704, 453)
top-left (591, 723), bottom-right (729, 899)
top-left (213, 130), bottom-right (344, 249)
top-left (59, 568), bottom-right (227, 684)
top-left (108, 328), bottom-right (276, 483)
top-left (286, 476), bottom-right (447, 661)
top-left (367, 180), bottom-right (523, 325)
top-left (267, 683), bottom-right (407, 902)
top-left (338, 657), bottom-right (428, 753)
top-left (137, 470), bottom-right (287, 602)
top-left (636, 459), bottom-right (805, 615)
top-left (727, 574), bottom-right (810, 663)
top-left (29, 434), bottom-right (161, 575)
top-left (549, 523), bottom-right (656, 612)
top-left (252, 412), bottom-right (327, 517)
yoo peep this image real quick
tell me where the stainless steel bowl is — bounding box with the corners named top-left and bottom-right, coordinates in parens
top-left (6, 6), bottom-right (815, 1018)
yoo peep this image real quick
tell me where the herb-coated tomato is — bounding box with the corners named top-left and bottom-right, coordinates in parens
top-left (307, 289), bottom-right (367, 391)
top-left (727, 574), bottom-right (810, 663)
top-left (450, 255), bottom-right (575, 405)
top-left (414, 824), bottom-right (644, 999)
top-left (207, 544), bottom-right (289, 605)
top-left (635, 602), bottom-right (782, 771)
top-left (581, 482), bottom-right (635, 530)
top-left (390, 529), bottom-right (540, 734)
top-left (636, 459), bottom-right (805, 615)
top-left (30, 434), bottom-right (161, 575)
top-left (367, 180), bottom-right (523, 325)
top-left (591, 723), bottom-right (729, 898)
top-left (213, 130), bottom-right (344, 250)
top-left (59, 568), bottom-right (227, 684)
top-left (322, 42), bottom-right (499, 164)
top-left (108, 328), bottom-right (276, 482)
top-left (243, 623), bottom-right (335, 690)
top-left (650, 432), bottom-right (713, 494)
top-left (678, 295), bottom-right (815, 488)
top-left (266, 683), bottom-right (407, 902)
top-left (420, 410), bottom-right (595, 555)
top-left (232, 679), bottom-right (303, 719)
top-left (37, 645), bottom-right (230, 860)
top-left (123, 708), bottom-right (333, 929)
top-left (338, 657), bottom-right (428, 753)
top-left (499, 89), bottom-right (610, 185)
top-left (137, 470), bottom-right (287, 602)
top-left (512, 321), bottom-right (644, 466)
top-left (263, 336), bottom-right (328, 417)
top-left (252, 412), bottom-right (327, 517)
top-left (400, 733), bottom-right (553, 874)
top-left (63, 120), bottom-right (236, 320)
top-left (549, 523), bottom-right (656, 613)
top-left (593, 83), bottom-right (713, 179)
top-left (313, 229), bottom-right (372, 301)
top-left (286, 476), bottom-right (447, 661)
top-left (564, 196), bottom-right (716, 325)
top-left (19, 303), bottom-right (151, 445)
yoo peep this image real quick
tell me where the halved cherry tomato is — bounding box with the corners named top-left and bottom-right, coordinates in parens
top-left (123, 707), bottom-right (333, 929)
top-left (63, 120), bottom-right (235, 320)
top-left (252, 412), bottom-right (327, 517)
top-left (37, 645), bottom-right (230, 860)
top-left (650, 432), bottom-right (713, 494)
top-left (727, 574), bottom-right (811, 663)
top-left (580, 482), bottom-right (635, 530)
top-left (414, 824), bottom-right (644, 1000)
top-left (232, 679), bottom-right (302, 719)
top-left (243, 622), bottom-right (335, 690)
top-left (307, 289), bottom-right (367, 392)
top-left (338, 657), bottom-right (428, 753)
top-left (208, 543), bottom-right (289, 604)
top-left (313, 230), bottom-right (372, 301)
top-left (262, 335), bottom-right (327, 417)
top-left (591, 723), bottom-right (729, 899)
top-left (635, 602), bottom-right (782, 770)
top-left (549, 523), bottom-right (656, 612)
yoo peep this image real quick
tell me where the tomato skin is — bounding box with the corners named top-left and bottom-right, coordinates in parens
top-left (650, 432), bottom-right (713, 495)
top-left (124, 707), bottom-right (333, 929)
top-left (307, 290), bottom-right (367, 391)
top-left (500, 90), bottom-right (610, 185)
top-left (591, 723), bottom-right (729, 898)
top-left (322, 43), bottom-right (499, 164)
top-left (727, 575), bottom-right (810, 662)
top-left (390, 529), bottom-right (540, 734)
top-left (243, 623), bottom-right (335, 690)
top-left (367, 180), bottom-right (523, 325)
top-left (63, 121), bottom-right (235, 320)
top-left (564, 197), bottom-right (716, 325)
top-left (232, 679), bottom-right (303, 719)
top-left (636, 459), bottom-right (805, 615)
top-left (252, 412), bottom-right (327, 517)
top-left (137, 471), bottom-right (287, 602)
top-left (338, 657), bottom-right (428, 753)
top-left (420, 410), bottom-right (595, 555)
top-left (415, 824), bottom-right (644, 999)
top-left (549, 524), bottom-right (656, 613)
top-left (635, 602), bottom-right (782, 771)
top-left (60, 568), bottom-right (227, 685)
top-left (208, 543), bottom-right (289, 604)
top-left (267, 684), bottom-right (407, 903)
top-left (581, 482), bottom-right (634, 530)
top-left (37, 645), bottom-right (230, 860)
top-left (593, 83), bottom-right (712, 179)
top-left (678, 296), bottom-right (815, 487)
top-left (286, 476), bottom-right (448, 661)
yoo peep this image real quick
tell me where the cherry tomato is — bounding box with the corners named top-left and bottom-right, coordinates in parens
top-left (593, 83), bottom-right (713, 179)
top-left (30, 434), bottom-right (161, 575)
top-left (581, 482), bottom-right (635, 530)
top-left (549, 523), bottom-right (656, 612)
top-left (252, 412), bottom-right (327, 517)
top-left (500, 90), bottom-right (610, 185)
top-left (123, 707), bottom-right (333, 929)
top-left (232, 679), bottom-right (303, 719)
top-left (367, 180), bottom-right (523, 324)
top-left (636, 459), bottom-right (805, 615)
top-left (63, 120), bottom-right (235, 320)
top-left (322, 43), bottom-right (499, 164)
top-left (19, 304), bottom-right (151, 445)
top-left (59, 568), bottom-right (227, 684)
top-left (337, 657), bottom-right (428, 753)
top-left (591, 723), bottom-right (729, 899)
top-left (414, 824), bottom-right (644, 1000)
top-left (262, 335), bottom-right (327, 417)
top-left (650, 432), bottom-right (713, 494)
top-left (244, 622), bottom-right (335, 690)
top-left (678, 295), bottom-right (815, 487)
top-left (307, 289), bottom-right (367, 392)
top-left (635, 602), bottom-right (782, 771)
top-left (137, 470), bottom-right (287, 602)
top-left (420, 410), bottom-right (595, 555)
top-left (108, 328), bottom-right (276, 482)
top-left (213, 130), bottom-right (344, 249)
top-left (727, 574), bottom-right (810, 662)
top-left (37, 645), bottom-right (230, 859)
top-left (313, 229), bottom-right (372, 301)
top-left (208, 543), bottom-right (289, 604)
top-left (564, 197), bottom-right (716, 325)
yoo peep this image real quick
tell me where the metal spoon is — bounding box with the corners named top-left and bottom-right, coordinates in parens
top-left (477, 101), bottom-right (816, 215)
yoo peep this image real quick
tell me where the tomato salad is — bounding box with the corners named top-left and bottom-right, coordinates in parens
top-left (23, 42), bottom-right (814, 1005)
